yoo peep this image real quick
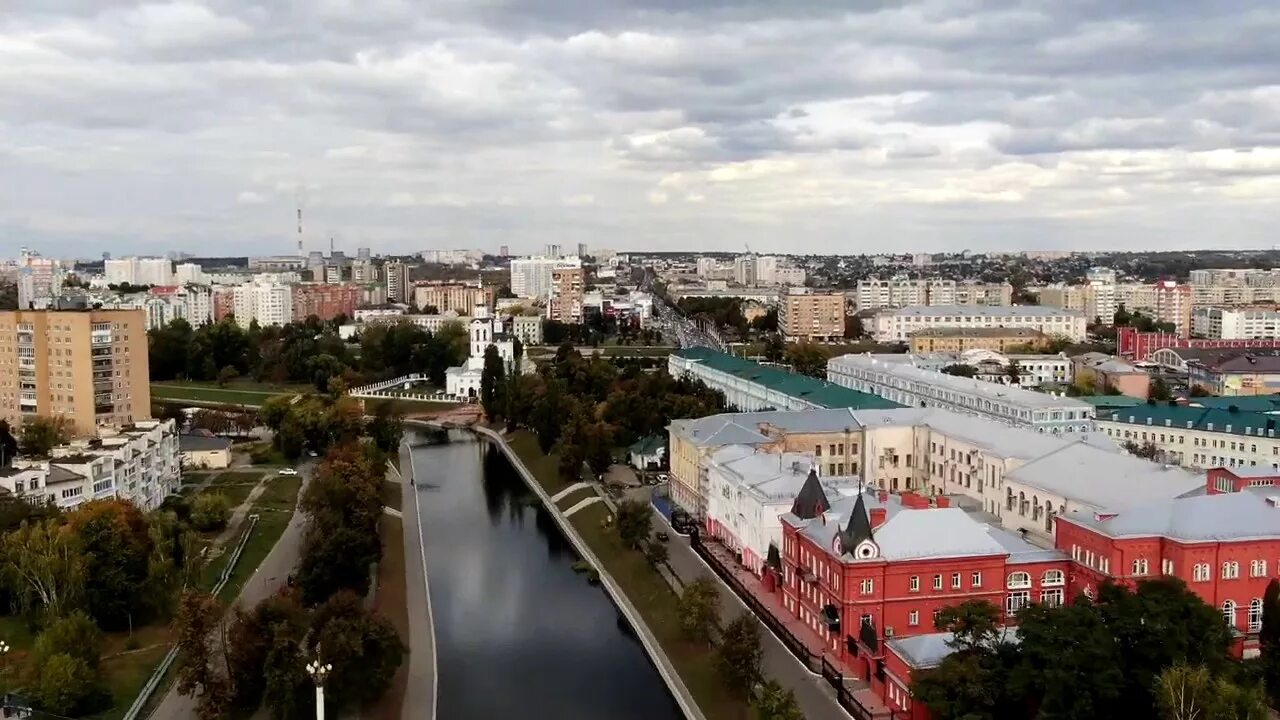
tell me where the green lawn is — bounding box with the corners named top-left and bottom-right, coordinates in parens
top-left (508, 437), bottom-right (748, 720)
top-left (150, 383), bottom-right (298, 406)
top-left (214, 475), bottom-right (302, 601)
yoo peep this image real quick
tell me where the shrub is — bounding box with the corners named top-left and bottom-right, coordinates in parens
top-left (191, 493), bottom-right (232, 532)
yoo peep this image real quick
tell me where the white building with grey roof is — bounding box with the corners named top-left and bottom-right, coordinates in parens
top-left (869, 304), bottom-right (1087, 342)
top-left (828, 353), bottom-right (1096, 434)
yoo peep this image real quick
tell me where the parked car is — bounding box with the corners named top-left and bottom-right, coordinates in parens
top-left (279, 468), bottom-right (299, 476)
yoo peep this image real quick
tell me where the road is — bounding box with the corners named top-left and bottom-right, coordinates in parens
top-left (635, 487), bottom-right (852, 720)
top-left (398, 443), bottom-right (436, 720)
top-left (150, 462), bottom-right (313, 720)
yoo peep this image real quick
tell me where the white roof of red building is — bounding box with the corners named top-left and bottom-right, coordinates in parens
top-left (1060, 490), bottom-right (1280, 542)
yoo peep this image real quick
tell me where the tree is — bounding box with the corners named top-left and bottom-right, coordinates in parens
top-left (191, 492), bottom-right (232, 532)
top-left (1260, 579), bottom-right (1280, 706)
top-left (18, 415), bottom-right (72, 457)
top-left (226, 592), bottom-right (308, 710)
top-left (68, 499), bottom-right (155, 630)
top-left (366, 405), bottom-right (405, 454)
top-left (717, 613), bottom-right (763, 700)
top-left (0, 419), bottom-right (19, 465)
top-left (0, 517), bottom-right (86, 620)
top-left (1006, 360), bottom-right (1022, 385)
top-left (941, 364), bottom-right (978, 378)
top-left (677, 577), bottom-right (719, 646)
top-left (175, 591), bottom-right (233, 720)
top-left (843, 315), bottom-right (864, 339)
top-left (1149, 376), bottom-right (1173, 402)
top-left (1156, 663), bottom-right (1270, 720)
top-left (913, 600), bottom-right (1025, 719)
top-left (307, 592), bottom-right (406, 708)
top-left (754, 680), bottom-right (804, 720)
top-left (761, 334), bottom-right (786, 363)
top-left (644, 540), bottom-right (669, 569)
top-left (1122, 440), bottom-right (1161, 460)
top-left (480, 345), bottom-right (506, 420)
top-left (297, 525), bottom-right (380, 605)
top-left (34, 652), bottom-right (104, 716)
top-left (1011, 601), bottom-right (1125, 718)
top-left (217, 365), bottom-right (240, 387)
top-left (784, 341), bottom-right (831, 378)
top-left (615, 499), bottom-right (652, 550)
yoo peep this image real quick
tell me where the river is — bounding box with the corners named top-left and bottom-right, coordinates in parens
top-left (409, 430), bottom-right (684, 720)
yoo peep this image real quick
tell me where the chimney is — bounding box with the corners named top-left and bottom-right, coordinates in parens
top-left (1266, 496), bottom-right (1280, 508)
top-left (869, 507), bottom-right (887, 529)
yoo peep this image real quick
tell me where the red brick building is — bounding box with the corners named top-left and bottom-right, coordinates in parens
top-left (291, 283), bottom-right (360, 322)
top-left (1055, 468), bottom-right (1280, 659)
top-left (779, 476), bottom-right (1069, 713)
top-left (778, 468), bottom-right (1280, 718)
top-left (212, 286), bottom-right (235, 322)
top-left (1118, 326), bottom-right (1280, 361)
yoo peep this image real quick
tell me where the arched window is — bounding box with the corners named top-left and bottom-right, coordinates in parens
top-left (1222, 561), bottom-right (1240, 579)
top-left (1007, 571), bottom-right (1031, 589)
top-left (1193, 563), bottom-right (1210, 582)
top-left (1031, 495), bottom-right (1041, 521)
top-left (1042, 570), bottom-right (1065, 587)
top-left (1006, 488), bottom-right (1014, 511)
top-left (1249, 598), bottom-right (1264, 632)
top-left (1222, 600), bottom-right (1237, 629)
top-left (1044, 503), bottom-right (1055, 533)
top-left (1018, 492), bottom-right (1026, 516)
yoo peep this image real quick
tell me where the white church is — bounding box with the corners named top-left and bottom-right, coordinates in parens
top-left (445, 305), bottom-right (532, 399)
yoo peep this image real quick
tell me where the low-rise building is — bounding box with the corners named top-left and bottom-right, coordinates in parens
top-left (827, 354), bottom-right (1095, 434)
top-left (871, 305), bottom-right (1086, 343)
top-left (1119, 326), bottom-right (1280, 362)
top-left (413, 283), bottom-right (494, 315)
top-left (907, 326), bottom-right (1051, 354)
top-left (1071, 352), bottom-right (1150, 398)
top-left (179, 432), bottom-right (233, 470)
top-left (1187, 350), bottom-right (1280, 397)
top-left (873, 350), bottom-right (1072, 389)
top-left (1096, 404), bottom-right (1280, 471)
top-left (668, 347), bottom-right (900, 413)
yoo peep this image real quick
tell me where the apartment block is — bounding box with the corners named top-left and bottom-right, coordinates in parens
top-left (548, 267), bottom-right (585, 323)
top-left (871, 305), bottom-right (1087, 343)
top-left (413, 283), bottom-right (494, 315)
top-left (1192, 306), bottom-right (1280, 340)
top-left (0, 309), bottom-right (151, 437)
top-left (779, 288), bottom-right (845, 341)
top-left (856, 277), bottom-right (1012, 310)
top-left (291, 283), bottom-right (361, 322)
top-left (511, 257), bottom-right (580, 299)
top-left (231, 281), bottom-right (293, 327)
top-left (384, 261), bottom-right (409, 303)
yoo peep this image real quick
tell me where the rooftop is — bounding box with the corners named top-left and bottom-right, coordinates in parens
top-left (1073, 352), bottom-right (1144, 375)
top-left (670, 408), bottom-right (868, 448)
top-left (1005, 442), bottom-right (1204, 510)
top-left (673, 347), bottom-right (901, 410)
top-left (879, 305), bottom-right (1084, 319)
top-left (829, 355), bottom-right (1095, 412)
top-left (178, 434), bottom-right (234, 452)
top-left (1190, 395), bottom-right (1280, 414)
top-left (1100, 404), bottom-right (1280, 439)
top-left (1076, 395), bottom-right (1145, 410)
top-left (887, 629), bottom-right (1019, 670)
top-left (1061, 491), bottom-right (1280, 542)
top-left (910, 327), bottom-right (1049, 339)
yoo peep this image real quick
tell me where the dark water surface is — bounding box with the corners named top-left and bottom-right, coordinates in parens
top-left (410, 432), bottom-right (684, 720)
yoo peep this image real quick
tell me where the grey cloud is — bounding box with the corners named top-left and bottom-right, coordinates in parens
top-left (2, 0), bottom-right (1279, 255)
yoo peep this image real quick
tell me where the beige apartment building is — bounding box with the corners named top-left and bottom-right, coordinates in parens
top-left (412, 283), bottom-right (495, 314)
top-left (779, 288), bottom-right (845, 341)
top-left (0, 309), bottom-right (151, 437)
top-left (548, 267), bottom-right (585, 323)
top-left (908, 327), bottom-right (1051, 353)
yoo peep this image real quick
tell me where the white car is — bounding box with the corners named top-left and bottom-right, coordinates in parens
top-left (278, 468), bottom-right (299, 476)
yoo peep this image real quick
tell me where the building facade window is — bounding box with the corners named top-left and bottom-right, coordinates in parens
top-left (1041, 588), bottom-right (1064, 608)
top-left (1007, 591), bottom-right (1031, 615)
top-left (1007, 571), bottom-right (1031, 589)
top-left (971, 571), bottom-right (983, 588)
top-left (1250, 560), bottom-right (1268, 577)
top-left (1223, 561), bottom-right (1240, 579)
top-left (908, 610), bottom-right (919, 626)
top-left (861, 579), bottom-right (874, 595)
top-left (1041, 570), bottom-right (1064, 587)
top-left (909, 576), bottom-right (920, 592)
top-left (1249, 598), bottom-right (1263, 632)
top-left (1223, 600), bottom-right (1237, 628)
top-left (951, 572), bottom-right (962, 589)
top-left (1193, 563), bottom-right (1211, 582)
top-left (933, 574), bottom-right (943, 590)
top-left (1132, 558), bottom-right (1149, 576)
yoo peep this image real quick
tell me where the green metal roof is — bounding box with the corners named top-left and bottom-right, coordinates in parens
top-left (1189, 395), bottom-right (1280, 414)
top-left (1074, 395), bottom-right (1144, 409)
top-left (1100, 403), bottom-right (1280, 438)
top-left (629, 434), bottom-right (666, 455)
top-left (674, 347), bottom-right (902, 410)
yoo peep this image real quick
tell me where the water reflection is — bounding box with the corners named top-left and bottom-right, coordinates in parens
top-left (412, 433), bottom-right (683, 720)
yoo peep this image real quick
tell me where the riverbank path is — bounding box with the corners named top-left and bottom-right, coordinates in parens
top-left (400, 443), bottom-right (438, 720)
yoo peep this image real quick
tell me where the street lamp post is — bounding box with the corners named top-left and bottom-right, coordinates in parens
top-left (305, 659), bottom-right (332, 720)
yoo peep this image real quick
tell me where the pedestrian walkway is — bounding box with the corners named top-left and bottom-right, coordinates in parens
top-left (551, 481), bottom-right (593, 503)
top-left (647, 504), bottom-right (852, 720)
top-left (563, 496), bottom-right (603, 517)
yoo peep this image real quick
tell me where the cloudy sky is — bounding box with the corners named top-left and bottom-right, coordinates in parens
top-left (3, 1), bottom-right (1280, 258)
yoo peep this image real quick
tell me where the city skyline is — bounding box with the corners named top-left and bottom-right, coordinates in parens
top-left (3, 2), bottom-right (1279, 256)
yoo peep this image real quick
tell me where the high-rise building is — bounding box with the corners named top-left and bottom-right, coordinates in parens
top-left (734, 256), bottom-right (756, 286)
top-left (384, 261), bottom-right (408, 303)
top-left (577, 243), bottom-right (588, 259)
top-left (0, 309), bottom-right (152, 436)
top-left (545, 244), bottom-right (562, 259)
top-left (14, 249), bottom-right (65, 308)
top-left (232, 281), bottom-right (293, 327)
top-left (499, 245), bottom-right (509, 258)
top-left (510, 257), bottom-right (574, 299)
top-left (548, 267), bottom-right (585, 323)
top-left (175, 262), bottom-right (205, 285)
top-left (103, 257), bottom-right (173, 286)
top-left (778, 288), bottom-right (845, 341)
